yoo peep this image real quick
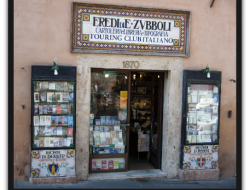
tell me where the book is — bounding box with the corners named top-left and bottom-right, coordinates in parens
top-left (104, 126), bottom-right (110, 132)
top-left (53, 138), bottom-right (59, 147)
top-left (59, 137), bottom-right (63, 147)
top-left (105, 116), bottom-right (111, 125)
top-left (62, 82), bottom-right (68, 91)
top-left (94, 126), bottom-right (100, 131)
top-left (119, 145), bottom-right (125, 153)
top-left (47, 105), bottom-right (53, 114)
top-left (105, 137), bottom-right (112, 145)
top-left (114, 147), bottom-right (120, 153)
top-left (89, 135), bottom-right (94, 145)
top-left (40, 91), bottom-right (47, 102)
top-left (45, 137), bottom-right (51, 147)
top-left (90, 126), bottom-right (93, 131)
top-left (34, 104), bottom-right (39, 114)
top-left (104, 145), bottom-right (110, 153)
top-left (52, 94), bottom-right (57, 102)
top-left (99, 145), bottom-right (105, 154)
top-left (55, 92), bottom-right (62, 102)
top-left (90, 120), bottom-right (93, 125)
top-left (67, 137), bottom-right (73, 147)
top-left (105, 132), bottom-right (110, 138)
top-left (118, 131), bottom-right (122, 138)
top-left (108, 160), bottom-right (113, 169)
top-left (67, 128), bottom-right (73, 135)
top-left (112, 138), bottom-right (118, 146)
top-left (99, 126), bottom-right (104, 132)
top-left (39, 105), bottom-right (43, 114)
top-left (63, 116), bottom-right (68, 126)
top-left (52, 105), bottom-right (57, 114)
top-left (57, 116), bottom-right (63, 125)
top-left (44, 126), bottom-right (51, 136)
top-left (95, 119), bottom-right (100, 125)
top-left (94, 137), bottom-right (100, 145)
top-left (61, 104), bottom-right (67, 114)
top-left (92, 161), bottom-right (96, 170)
top-left (110, 131), bottom-right (116, 138)
top-left (55, 82), bottom-right (62, 91)
top-left (48, 82), bottom-right (56, 90)
top-left (56, 106), bottom-right (62, 114)
top-left (100, 137), bottom-right (106, 145)
top-left (109, 144), bottom-right (115, 154)
top-left (62, 127), bottom-right (68, 135)
top-left (68, 116), bottom-right (73, 127)
top-left (49, 137), bottom-right (54, 147)
top-left (118, 138), bottom-right (123, 145)
top-left (45, 116), bottom-right (51, 125)
top-left (42, 82), bottom-right (49, 89)
top-left (51, 116), bottom-right (57, 126)
top-left (102, 160), bottom-right (107, 170)
top-left (96, 160), bottom-right (102, 170)
top-left (36, 81), bottom-right (42, 89)
top-left (34, 116), bottom-right (39, 126)
top-left (68, 83), bottom-right (74, 91)
top-left (34, 140), bottom-right (39, 147)
top-left (39, 137), bottom-right (44, 147)
top-left (57, 126), bottom-right (63, 135)
top-left (51, 127), bottom-right (57, 135)
top-left (34, 126), bottom-right (39, 136)
top-left (47, 92), bottom-right (53, 103)
top-left (34, 92), bottom-right (40, 102)
top-left (114, 161), bottom-right (119, 169)
top-left (40, 116), bottom-right (46, 125)
top-left (93, 145), bottom-right (99, 154)
top-left (67, 104), bottom-right (71, 114)
top-left (100, 116), bottom-right (106, 125)
top-left (39, 126), bottom-right (45, 136)
top-left (93, 131), bottom-right (100, 138)
top-left (113, 116), bottom-right (118, 124)
top-left (119, 162), bottom-right (125, 169)
top-left (114, 126), bottom-right (120, 131)
top-left (69, 93), bottom-right (74, 103)
top-left (62, 93), bottom-right (69, 102)
top-left (89, 145), bottom-right (93, 154)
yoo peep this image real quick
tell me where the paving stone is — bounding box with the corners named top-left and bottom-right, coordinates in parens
top-left (54, 183), bottom-right (76, 189)
top-left (197, 181), bottom-right (226, 189)
top-left (36, 183), bottom-right (57, 189)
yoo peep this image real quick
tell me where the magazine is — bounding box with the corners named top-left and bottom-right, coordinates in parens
top-left (68, 116), bottom-right (73, 127)
top-left (39, 105), bottom-right (43, 114)
top-left (55, 92), bottom-right (62, 102)
top-left (48, 82), bottom-right (56, 90)
top-left (67, 104), bottom-right (71, 114)
top-left (69, 93), bottom-right (74, 102)
top-left (62, 93), bottom-right (69, 102)
top-left (34, 104), bottom-right (39, 114)
top-left (57, 127), bottom-right (63, 135)
top-left (33, 116), bottom-right (39, 126)
top-left (47, 92), bottom-right (53, 103)
top-left (43, 105), bottom-right (48, 114)
top-left (57, 116), bottom-right (63, 126)
top-left (52, 105), bottom-right (57, 114)
top-left (47, 105), bottom-right (53, 114)
top-left (40, 116), bottom-right (46, 126)
top-left (45, 116), bottom-right (51, 125)
top-left (44, 126), bottom-right (51, 136)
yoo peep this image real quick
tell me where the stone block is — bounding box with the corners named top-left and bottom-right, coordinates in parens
top-left (178, 169), bottom-right (220, 181)
top-left (29, 176), bottom-right (76, 184)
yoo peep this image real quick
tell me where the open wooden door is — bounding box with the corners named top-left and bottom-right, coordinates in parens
top-left (149, 72), bottom-right (164, 169)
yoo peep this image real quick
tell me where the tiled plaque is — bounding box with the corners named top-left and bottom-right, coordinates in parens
top-left (71, 3), bottom-right (190, 56)
top-left (30, 149), bottom-right (75, 178)
top-left (183, 145), bottom-right (219, 170)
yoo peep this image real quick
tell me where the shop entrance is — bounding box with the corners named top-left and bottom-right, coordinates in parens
top-left (128, 71), bottom-right (164, 170)
top-left (89, 70), bottom-right (163, 173)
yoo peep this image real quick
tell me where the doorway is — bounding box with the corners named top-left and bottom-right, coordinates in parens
top-left (89, 69), bottom-right (163, 173)
top-left (128, 71), bottom-right (164, 171)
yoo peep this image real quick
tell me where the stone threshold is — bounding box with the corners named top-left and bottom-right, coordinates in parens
top-left (88, 169), bottom-right (168, 181)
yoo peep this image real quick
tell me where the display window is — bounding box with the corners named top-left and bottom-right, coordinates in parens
top-left (32, 80), bottom-right (76, 149)
top-left (185, 84), bottom-right (219, 144)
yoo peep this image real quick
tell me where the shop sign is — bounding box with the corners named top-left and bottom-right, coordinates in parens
top-left (30, 149), bottom-right (75, 178)
top-left (183, 145), bottom-right (219, 170)
top-left (102, 71), bottom-right (118, 75)
top-left (71, 3), bottom-right (190, 57)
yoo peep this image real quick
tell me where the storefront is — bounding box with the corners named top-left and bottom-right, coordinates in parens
top-left (14, 1), bottom-right (236, 183)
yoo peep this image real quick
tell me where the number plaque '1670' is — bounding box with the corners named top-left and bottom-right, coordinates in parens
top-left (123, 61), bottom-right (140, 68)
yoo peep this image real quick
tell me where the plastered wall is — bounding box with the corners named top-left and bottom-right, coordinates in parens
top-left (14, 0), bottom-right (236, 180)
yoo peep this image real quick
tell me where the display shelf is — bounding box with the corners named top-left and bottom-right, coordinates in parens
top-left (90, 124), bottom-right (130, 126)
top-left (131, 94), bottom-right (151, 97)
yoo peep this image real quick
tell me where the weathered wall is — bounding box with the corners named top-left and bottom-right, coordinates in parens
top-left (14, 0), bottom-right (236, 180)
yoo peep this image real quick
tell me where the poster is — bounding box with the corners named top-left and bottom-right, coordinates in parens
top-left (120, 91), bottom-right (127, 99)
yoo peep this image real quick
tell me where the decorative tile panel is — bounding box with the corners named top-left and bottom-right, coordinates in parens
top-left (183, 145), bottom-right (219, 170)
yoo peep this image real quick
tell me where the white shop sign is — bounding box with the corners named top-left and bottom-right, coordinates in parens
top-left (82, 15), bottom-right (180, 46)
top-left (183, 145), bottom-right (219, 170)
top-left (30, 149), bottom-right (75, 178)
